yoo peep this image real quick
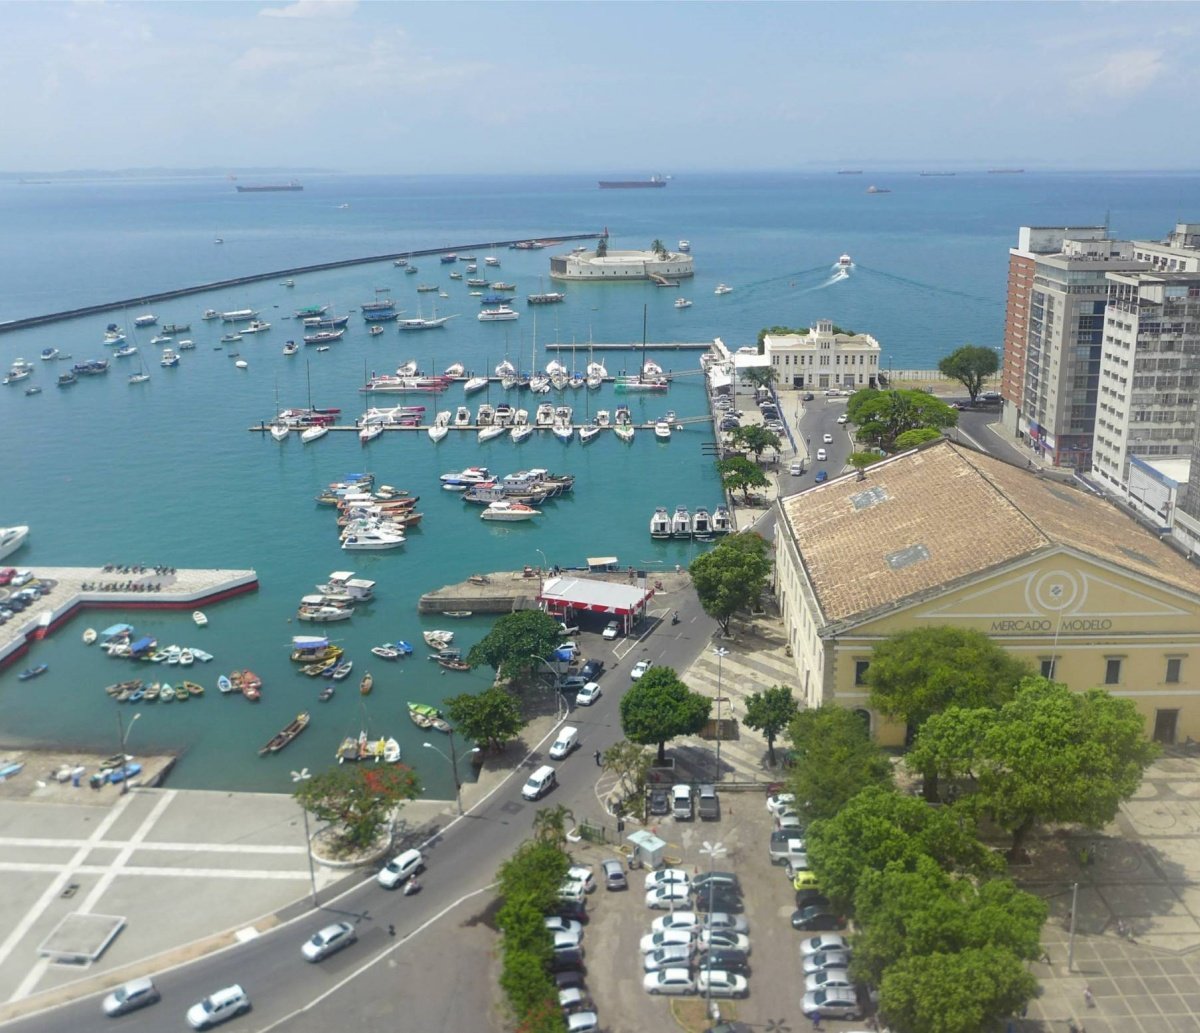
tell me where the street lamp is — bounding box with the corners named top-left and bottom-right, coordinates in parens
top-left (423, 734), bottom-right (480, 816)
top-left (712, 648), bottom-right (729, 781)
top-left (700, 839), bottom-right (727, 1021)
top-left (116, 711), bottom-right (141, 796)
top-left (290, 767), bottom-right (320, 908)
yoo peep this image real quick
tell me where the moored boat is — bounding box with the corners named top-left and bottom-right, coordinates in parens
top-left (331, 660), bottom-right (354, 681)
top-left (360, 672), bottom-right (374, 696)
top-left (18, 664), bottom-right (48, 681)
top-left (259, 712), bottom-right (311, 756)
top-left (408, 701), bottom-right (453, 733)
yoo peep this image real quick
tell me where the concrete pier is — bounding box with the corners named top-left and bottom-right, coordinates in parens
top-left (417, 568), bottom-right (688, 614)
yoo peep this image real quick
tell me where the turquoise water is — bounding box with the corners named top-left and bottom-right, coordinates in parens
top-left (1, 171), bottom-right (1197, 794)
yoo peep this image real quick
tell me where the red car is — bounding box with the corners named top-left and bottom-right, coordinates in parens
top-left (0, 568), bottom-right (16, 586)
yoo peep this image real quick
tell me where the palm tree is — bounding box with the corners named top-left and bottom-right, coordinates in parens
top-left (595, 236), bottom-right (608, 258)
top-left (533, 804), bottom-right (575, 848)
top-left (650, 238), bottom-right (667, 259)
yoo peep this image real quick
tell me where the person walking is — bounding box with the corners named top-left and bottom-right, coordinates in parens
top-left (593, 749), bottom-right (602, 767)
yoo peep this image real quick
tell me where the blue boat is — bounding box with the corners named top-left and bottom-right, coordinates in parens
top-left (18, 663), bottom-right (48, 681)
top-left (107, 762), bottom-right (142, 784)
top-left (127, 689), bottom-right (145, 703)
top-left (481, 294), bottom-right (509, 305)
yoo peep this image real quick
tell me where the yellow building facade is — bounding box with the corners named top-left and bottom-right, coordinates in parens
top-left (775, 440), bottom-right (1200, 746)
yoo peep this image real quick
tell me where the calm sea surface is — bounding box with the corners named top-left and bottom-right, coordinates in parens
top-left (1, 171), bottom-right (1197, 795)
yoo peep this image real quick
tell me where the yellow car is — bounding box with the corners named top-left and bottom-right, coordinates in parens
top-left (792, 869), bottom-right (821, 891)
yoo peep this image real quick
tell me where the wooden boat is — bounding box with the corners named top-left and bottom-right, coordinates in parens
top-left (241, 670), bottom-right (263, 701)
top-left (423, 630), bottom-right (454, 648)
top-left (258, 712), bottom-right (311, 756)
top-left (143, 683), bottom-right (160, 702)
top-left (318, 685), bottom-right (335, 702)
top-left (18, 664), bottom-right (48, 681)
top-left (83, 628), bottom-right (97, 645)
top-left (193, 611), bottom-right (208, 627)
top-left (217, 674), bottom-right (233, 694)
top-left (331, 660), bottom-right (354, 681)
top-left (437, 658), bottom-right (471, 672)
top-left (179, 650), bottom-right (195, 667)
top-left (182, 680), bottom-right (204, 696)
top-left (360, 672), bottom-right (374, 696)
top-left (174, 683), bottom-right (190, 702)
top-left (127, 689), bottom-right (145, 703)
top-left (408, 701), bottom-right (453, 733)
top-left (371, 645), bottom-right (400, 661)
top-left (158, 684), bottom-right (173, 704)
top-left (302, 656), bottom-right (339, 677)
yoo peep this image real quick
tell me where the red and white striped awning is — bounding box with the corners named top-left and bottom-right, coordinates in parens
top-left (538, 575), bottom-right (654, 616)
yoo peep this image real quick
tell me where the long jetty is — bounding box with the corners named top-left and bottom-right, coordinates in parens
top-left (0, 233), bottom-right (601, 334)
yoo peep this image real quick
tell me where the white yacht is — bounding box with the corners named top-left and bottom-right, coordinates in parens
top-left (478, 306), bottom-right (519, 322)
top-left (428, 411), bottom-right (451, 442)
top-left (480, 500), bottom-right (539, 522)
top-left (838, 253), bottom-right (853, 268)
top-left (654, 420), bottom-right (672, 441)
top-left (452, 406), bottom-right (472, 428)
top-left (494, 359), bottom-right (517, 378)
top-left (341, 527), bottom-right (406, 550)
top-left (674, 298), bottom-right (692, 309)
top-left (649, 508), bottom-right (671, 539)
top-left (269, 422), bottom-right (290, 441)
top-left (711, 506), bottom-right (733, 534)
top-left (671, 506), bottom-right (691, 538)
top-left (678, 240), bottom-right (691, 252)
top-left (359, 422), bottom-right (384, 444)
top-left (444, 362), bottom-right (465, 378)
top-left (440, 466), bottom-right (493, 488)
top-left (301, 424), bottom-right (329, 444)
top-left (0, 525), bottom-right (30, 561)
top-left (511, 421), bottom-right (533, 444)
top-left (692, 507), bottom-right (713, 538)
top-left (464, 376), bottom-right (489, 394)
top-left (579, 424), bottom-right (601, 445)
top-left (714, 284), bottom-right (733, 295)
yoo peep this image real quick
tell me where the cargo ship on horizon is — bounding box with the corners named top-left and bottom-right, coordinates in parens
top-left (598, 174), bottom-right (668, 189)
top-left (235, 181), bottom-right (304, 193)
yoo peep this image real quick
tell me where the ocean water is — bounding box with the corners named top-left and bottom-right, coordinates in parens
top-left (1, 170), bottom-right (1197, 795)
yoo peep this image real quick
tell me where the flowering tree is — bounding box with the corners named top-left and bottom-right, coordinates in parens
top-left (295, 764), bottom-right (421, 852)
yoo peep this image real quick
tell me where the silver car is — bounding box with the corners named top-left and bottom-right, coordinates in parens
top-left (102, 977), bottom-right (160, 1017)
top-left (644, 944), bottom-right (694, 972)
top-left (301, 921), bottom-right (357, 962)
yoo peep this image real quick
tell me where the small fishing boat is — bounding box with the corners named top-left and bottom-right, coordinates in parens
top-left (331, 660), bottom-right (354, 681)
top-left (18, 664), bottom-right (48, 681)
top-left (318, 685), bottom-right (335, 702)
top-left (182, 680), bottom-right (205, 696)
top-left (127, 688), bottom-right (146, 703)
top-left (258, 712), bottom-right (311, 756)
top-left (143, 683), bottom-right (160, 702)
top-left (193, 611), bottom-right (208, 627)
top-left (179, 649), bottom-right (195, 667)
top-left (217, 674), bottom-right (234, 694)
top-left (437, 657), bottom-right (471, 672)
top-left (83, 628), bottom-right (97, 645)
top-left (408, 702), bottom-right (453, 733)
top-left (422, 630), bottom-right (454, 648)
top-left (174, 684), bottom-right (190, 702)
top-left (371, 645), bottom-right (401, 661)
top-left (360, 672), bottom-right (374, 696)
top-left (442, 611), bottom-right (473, 619)
top-left (190, 647), bottom-right (214, 662)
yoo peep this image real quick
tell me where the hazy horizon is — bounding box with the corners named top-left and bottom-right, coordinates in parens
top-left (5, 1), bottom-right (1200, 174)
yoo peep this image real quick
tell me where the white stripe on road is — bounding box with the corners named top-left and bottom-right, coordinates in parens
top-left (0, 862), bottom-right (311, 880)
top-left (0, 837), bottom-right (304, 854)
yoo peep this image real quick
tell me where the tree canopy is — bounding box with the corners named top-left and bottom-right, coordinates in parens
top-left (689, 531), bottom-right (772, 635)
top-left (619, 666), bottom-right (712, 762)
top-left (846, 388), bottom-right (958, 451)
top-left (894, 427), bottom-right (945, 449)
top-left (729, 424), bottom-right (781, 459)
top-left (785, 705), bottom-right (893, 821)
top-left (295, 764), bottom-right (421, 852)
top-left (742, 366), bottom-right (778, 389)
top-left (602, 739), bottom-right (653, 804)
top-left (715, 455), bottom-right (768, 501)
top-left (914, 677), bottom-right (1159, 856)
top-left (938, 345), bottom-right (999, 404)
top-left (444, 686), bottom-right (526, 752)
top-left (466, 610), bottom-right (565, 683)
top-left (741, 685), bottom-right (799, 766)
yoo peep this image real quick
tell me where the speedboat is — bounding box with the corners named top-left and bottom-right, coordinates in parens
top-left (674, 298), bottom-right (692, 309)
top-left (0, 525), bottom-right (30, 561)
top-left (444, 362), bottom-right (465, 378)
top-left (714, 283), bottom-right (733, 295)
top-left (160, 348), bottom-right (180, 367)
top-left (671, 506), bottom-right (691, 538)
top-left (654, 420), bottom-right (672, 440)
top-left (282, 340), bottom-right (299, 356)
top-left (614, 423), bottom-right (635, 443)
top-left (134, 314), bottom-right (157, 327)
top-left (40, 347), bottom-right (59, 361)
top-left (838, 253), bottom-right (853, 268)
top-left (678, 240), bottom-right (691, 252)
top-left (440, 466), bottom-right (492, 488)
top-left (480, 500), bottom-right (540, 522)
top-left (342, 528), bottom-right (406, 550)
top-left (649, 507), bottom-right (671, 539)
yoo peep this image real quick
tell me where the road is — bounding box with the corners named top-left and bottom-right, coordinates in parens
top-left (5, 595), bottom-right (715, 1033)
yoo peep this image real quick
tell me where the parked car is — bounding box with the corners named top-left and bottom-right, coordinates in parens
top-left (766, 792), bottom-right (795, 815)
top-left (102, 978), bottom-right (160, 1017)
top-left (645, 868), bottom-right (691, 891)
top-left (700, 912), bottom-right (749, 934)
top-left (770, 832), bottom-right (807, 865)
top-left (648, 786), bottom-right (670, 816)
top-left (697, 929), bottom-right (750, 954)
top-left (301, 921), bottom-right (358, 962)
top-left (0, 568), bottom-right (16, 586)
top-left (644, 945), bottom-right (695, 972)
top-left (692, 871), bottom-right (740, 894)
top-left (186, 985), bottom-right (250, 1030)
top-left (566, 1009), bottom-right (600, 1033)
top-left (377, 848), bottom-right (423, 889)
top-left (566, 865), bottom-right (596, 894)
top-left (630, 659), bottom-right (651, 679)
top-left (575, 682), bottom-right (601, 706)
top-left (550, 947), bottom-right (586, 974)
top-left (544, 916), bottom-right (583, 938)
top-left (792, 904), bottom-right (847, 930)
top-left (777, 813), bottom-right (804, 832)
top-left (602, 620), bottom-right (620, 640)
top-left (646, 884), bottom-right (692, 910)
top-left (580, 659), bottom-right (604, 680)
top-left (791, 869), bottom-right (821, 891)
top-left (795, 888), bottom-right (831, 910)
top-left (549, 899), bottom-right (589, 924)
top-left (640, 928), bottom-right (695, 954)
top-left (800, 986), bottom-right (862, 1021)
top-left (799, 934), bottom-right (850, 957)
top-left (803, 949), bottom-right (852, 974)
top-left (601, 858), bottom-right (627, 891)
top-left (643, 969), bottom-right (697, 996)
top-left (652, 911), bottom-right (702, 934)
top-left (555, 969), bottom-right (586, 991)
top-left (697, 784), bottom-right (720, 821)
top-left (696, 970), bottom-right (749, 998)
top-left (559, 674), bottom-right (589, 691)
top-left (700, 948), bottom-right (751, 976)
top-left (805, 968), bottom-right (855, 993)
top-left (671, 784), bottom-right (693, 820)
top-left (553, 929), bottom-right (584, 953)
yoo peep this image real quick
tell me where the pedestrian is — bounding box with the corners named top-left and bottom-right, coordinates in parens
top-left (388, 924), bottom-right (395, 937)
top-left (807, 1011), bottom-right (822, 1030)
top-left (1083, 985), bottom-right (1095, 1008)
top-left (593, 749), bottom-right (602, 767)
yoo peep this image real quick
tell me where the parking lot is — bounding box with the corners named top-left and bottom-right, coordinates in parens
top-left (558, 784), bottom-right (871, 1032)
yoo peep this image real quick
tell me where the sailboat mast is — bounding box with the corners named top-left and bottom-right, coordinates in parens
top-left (641, 304), bottom-right (648, 381)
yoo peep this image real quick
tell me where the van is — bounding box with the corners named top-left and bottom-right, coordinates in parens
top-left (549, 727), bottom-right (579, 760)
top-left (186, 985), bottom-right (250, 1029)
top-left (377, 847), bottom-right (423, 889)
top-left (788, 460), bottom-right (803, 476)
top-left (522, 764), bottom-right (557, 801)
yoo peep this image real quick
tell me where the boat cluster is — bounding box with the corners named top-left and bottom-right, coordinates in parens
top-left (649, 505), bottom-right (734, 540)
top-left (297, 569), bottom-right (378, 623)
top-left (313, 472), bottom-right (419, 552)
top-left (441, 466), bottom-right (574, 522)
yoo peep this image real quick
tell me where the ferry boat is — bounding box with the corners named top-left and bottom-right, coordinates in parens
top-left (838, 254), bottom-right (853, 268)
top-left (670, 506), bottom-right (691, 538)
top-left (478, 306), bottom-right (519, 322)
top-left (221, 309), bottom-right (258, 322)
top-left (527, 292), bottom-right (566, 305)
top-left (598, 175), bottom-right (668, 189)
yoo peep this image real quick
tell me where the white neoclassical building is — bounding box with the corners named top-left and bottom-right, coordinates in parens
top-left (549, 248), bottom-right (694, 282)
top-left (763, 319), bottom-right (882, 391)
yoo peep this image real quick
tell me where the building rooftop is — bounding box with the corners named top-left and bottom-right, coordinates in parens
top-left (780, 440), bottom-right (1200, 628)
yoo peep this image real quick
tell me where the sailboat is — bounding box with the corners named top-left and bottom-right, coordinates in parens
top-left (614, 305), bottom-right (669, 393)
top-left (398, 299), bottom-right (457, 331)
top-left (300, 360), bottom-right (329, 443)
top-left (268, 379), bottom-right (290, 440)
top-left (128, 351), bottom-right (150, 385)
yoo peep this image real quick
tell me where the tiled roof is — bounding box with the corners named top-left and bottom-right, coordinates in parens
top-left (780, 440), bottom-right (1200, 627)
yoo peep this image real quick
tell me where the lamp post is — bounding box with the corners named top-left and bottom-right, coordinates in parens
top-left (291, 767), bottom-right (320, 908)
top-left (712, 647), bottom-right (729, 781)
top-left (531, 653), bottom-right (566, 721)
top-left (700, 839), bottom-right (727, 1021)
top-left (116, 711), bottom-right (141, 796)
top-left (423, 734), bottom-right (480, 816)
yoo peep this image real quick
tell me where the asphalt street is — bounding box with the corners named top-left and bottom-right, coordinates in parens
top-left (5, 593), bottom-right (716, 1033)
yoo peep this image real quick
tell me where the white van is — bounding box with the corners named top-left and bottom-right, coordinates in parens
top-left (522, 764), bottom-right (557, 801)
top-left (377, 847), bottom-right (423, 889)
top-left (549, 727), bottom-right (579, 760)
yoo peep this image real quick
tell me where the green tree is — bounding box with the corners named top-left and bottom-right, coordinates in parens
top-left (594, 234), bottom-right (608, 258)
top-left (619, 666), bottom-right (712, 763)
top-left (805, 786), bottom-right (1001, 909)
top-left (444, 686), bottom-right (526, 752)
top-left (938, 344), bottom-right (999, 405)
top-left (295, 764), bottom-right (421, 852)
top-left (689, 531), bottom-right (772, 636)
top-left (846, 388), bottom-right (958, 451)
top-left (729, 424), bottom-right (781, 461)
top-left (715, 455), bottom-right (769, 501)
top-left (971, 678), bottom-right (1159, 857)
top-left (894, 427), bottom-right (944, 449)
top-left (786, 706), bottom-right (893, 821)
top-left (602, 739), bottom-right (653, 802)
top-left (742, 366), bottom-right (779, 389)
top-left (878, 946), bottom-right (1038, 1033)
top-left (848, 450), bottom-right (886, 470)
top-left (466, 609), bottom-right (565, 683)
top-left (741, 685), bottom-right (799, 766)
top-left (532, 804), bottom-right (575, 849)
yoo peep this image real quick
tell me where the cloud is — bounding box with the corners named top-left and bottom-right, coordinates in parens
top-left (1071, 48), bottom-right (1166, 100)
top-left (260, 0), bottom-right (357, 20)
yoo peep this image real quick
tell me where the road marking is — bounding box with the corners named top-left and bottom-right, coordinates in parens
top-left (0, 863), bottom-right (312, 880)
top-left (0, 837), bottom-right (305, 854)
top-left (257, 884), bottom-right (499, 1033)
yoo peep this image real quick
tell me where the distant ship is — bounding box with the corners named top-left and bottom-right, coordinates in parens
top-left (837, 169), bottom-right (863, 175)
top-left (235, 181), bottom-right (303, 192)
top-left (866, 185), bottom-right (892, 194)
top-left (988, 169), bottom-right (1025, 174)
top-left (838, 254), bottom-right (853, 268)
top-left (598, 175), bottom-right (668, 189)
top-left (919, 172), bottom-right (956, 177)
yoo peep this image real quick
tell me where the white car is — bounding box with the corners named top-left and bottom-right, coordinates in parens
top-left (765, 792), bottom-right (796, 816)
top-left (777, 813), bottom-right (805, 832)
top-left (643, 968), bottom-right (696, 996)
top-left (803, 949), bottom-right (852, 974)
top-left (545, 916), bottom-right (583, 938)
top-left (823, 432), bottom-right (833, 443)
top-left (553, 929), bottom-right (584, 952)
top-left (575, 682), bottom-right (601, 706)
top-left (697, 930), bottom-right (750, 954)
top-left (806, 968), bottom-right (855, 993)
top-left (631, 659), bottom-right (651, 680)
top-left (816, 448), bottom-right (827, 461)
top-left (701, 912), bottom-right (750, 934)
top-left (566, 865), bottom-right (596, 894)
top-left (652, 911), bottom-right (702, 934)
top-left (186, 985), bottom-right (250, 1030)
top-left (837, 414), bottom-right (848, 424)
top-left (640, 928), bottom-right (695, 954)
top-left (646, 884), bottom-right (692, 910)
top-left (800, 934), bottom-right (850, 957)
top-left (102, 978), bottom-right (161, 1017)
top-left (644, 944), bottom-right (695, 972)
top-left (602, 620), bottom-right (620, 640)
top-left (644, 868), bottom-right (691, 892)
top-left (696, 970), bottom-right (749, 998)
top-left (300, 921), bottom-right (357, 962)
top-left (377, 848), bottom-right (423, 889)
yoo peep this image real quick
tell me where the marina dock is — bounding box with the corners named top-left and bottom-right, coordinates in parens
top-left (0, 567), bottom-right (258, 670)
top-left (418, 568), bottom-right (690, 614)
top-left (544, 341), bottom-right (713, 351)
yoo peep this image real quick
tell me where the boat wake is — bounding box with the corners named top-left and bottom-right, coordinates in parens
top-left (802, 266), bottom-right (851, 293)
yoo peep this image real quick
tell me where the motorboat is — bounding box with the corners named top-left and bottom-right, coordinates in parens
top-left (217, 675), bottom-right (234, 693)
top-left (294, 305), bottom-right (329, 319)
top-left (40, 347), bottom-right (59, 361)
top-left (527, 291), bottom-right (566, 305)
top-left (83, 628), bottom-right (97, 645)
top-left (298, 601), bottom-right (355, 622)
top-left (176, 339), bottom-right (195, 350)
top-left (714, 283), bottom-right (733, 295)
top-left (476, 404), bottom-right (495, 426)
top-left (674, 298), bottom-right (692, 309)
top-left (692, 507), bottom-right (713, 538)
top-left (301, 424), bottom-right (329, 444)
top-left (399, 314), bottom-right (455, 331)
top-left (134, 314), bottom-right (157, 327)
top-left (579, 424), bottom-right (601, 445)
top-left (369, 326), bottom-right (385, 336)
top-left (654, 420), bottom-right (672, 440)
top-left (222, 309), bottom-right (258, 322)
top-left (408, 702), bottom-right (453, 733)
top-left (160, 348), bottom-right (180, 367)
top-left (396, 360), bottom-right (419, 377)
top-left (304, 330), bottom-right (344, 345)
top-left (24, 385), bottom-right (42, 395)
top-left (453, 406), bottom-right (472, 429)
top-left (423, 630), bottom-right (454, 648)
top-left (614, 423), bottom-right (635, 443)
top-left (259, 712), bottom-right (310, 756)
top-left (440, 466), bottom-right (492, 488)
top-left (671, 506), bottom-right (691, 538)
top-left (643, 360), bottom-right (664, 377)
top-left (4, 359), bottom-right (33, 385)
top-left (114, 344), bottom-right (137, 357)
top-left (678, 240), bottom-right (691, 252)
top-left (0, 525), bottom-right (30, 561)
top-left (649, 507), bottom-right (671, 539)
top-left (528, 373), bottom-right (551, 394)
top-left (552, 422), bottom-right (574, 443)
top-left (18, 664), bottom-right (48, 681)
top-left (220, 333), bottom-right (243, 343)
top-left (484, 256), bottom-right (500, 266)
top-left (838, 253), bottom-right (853, 268)
top-left (341, 527), bottom-right (406, 550)
top-left (150, 334), bottom-right (172, 345)
top-left (478, 306), bottom-right (519, 322)
top-left (481, 500), bottom-right (540, 522)
top-left (444, 362), bottom-right (465, 378)
top-left (203, 309), bottom-right (220, 320)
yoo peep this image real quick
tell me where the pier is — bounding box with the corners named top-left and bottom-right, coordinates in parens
top-left (0, 567), bottom-right (259, 669)
top-left (250, 417), bottom-right (712, 434)
top-left (418, 568), bottom-right (690, 615)
top-left (0, 233), bottom-right (601, 333)
top-left (544, 341), bottom-right (713, 351)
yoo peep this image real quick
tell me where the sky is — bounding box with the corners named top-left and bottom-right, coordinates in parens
top-left (4, 0), bottom-right (1200, 174)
